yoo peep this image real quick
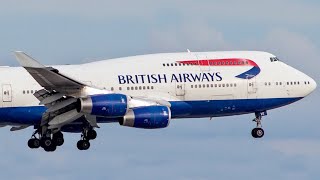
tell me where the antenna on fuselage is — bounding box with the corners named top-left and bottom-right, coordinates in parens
top-left (187, 49), bottom-right (191, 53)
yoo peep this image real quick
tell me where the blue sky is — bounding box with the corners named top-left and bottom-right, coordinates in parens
top-left (0, 1), bottom-right (319, 179)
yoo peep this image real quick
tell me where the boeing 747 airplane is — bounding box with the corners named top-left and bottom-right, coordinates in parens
top-left (0, 51), bottom-right (316, 152)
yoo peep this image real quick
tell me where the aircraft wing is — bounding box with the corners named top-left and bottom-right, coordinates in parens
top-left (14, 51), bottom-right (86, 94)
top-left (14, 51), bottom-right (105, 130)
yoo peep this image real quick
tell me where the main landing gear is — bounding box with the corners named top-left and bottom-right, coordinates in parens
top-left (27, 125), bottom-right (98, 152)
top-left (251, 111), bottom-right (267, 138)
top-left (27, 130), bottom-right (64, 152)
top-left (77, 128), bottom-right (97, 151)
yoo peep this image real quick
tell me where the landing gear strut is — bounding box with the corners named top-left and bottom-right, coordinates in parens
top-left (251, 111), bottom-right (266, 138)
top-left (77, 127), bottom-right (97, 150)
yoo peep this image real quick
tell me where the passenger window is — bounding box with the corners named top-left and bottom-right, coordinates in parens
top-left (127, 87), bottom-right (130, 90)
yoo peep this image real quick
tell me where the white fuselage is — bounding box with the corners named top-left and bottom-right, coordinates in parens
top-left (0, 51), bottom-right (316, 125)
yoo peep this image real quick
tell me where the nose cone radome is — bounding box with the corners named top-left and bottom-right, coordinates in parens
top-left (310, 77), bottom-right (317, 93)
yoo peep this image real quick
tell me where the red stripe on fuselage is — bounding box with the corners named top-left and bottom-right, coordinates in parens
top-left (177, 58), bottom-right (258, 67)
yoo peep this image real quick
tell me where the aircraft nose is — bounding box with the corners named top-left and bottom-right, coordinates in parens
top-left (309, 77), bottom-right (317, 93)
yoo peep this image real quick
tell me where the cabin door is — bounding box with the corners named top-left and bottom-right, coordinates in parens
top-left (2, 84), bottom-right (12, 107)
top-left (247, 77), bottom-right (258, 99)
top-left (175, 82), bottom-right (186, 98)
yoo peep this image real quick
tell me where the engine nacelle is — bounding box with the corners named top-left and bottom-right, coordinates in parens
top-left (76, 94), bottom-right (128, 117)
top-left (119, 106), bottom-right (171, 129)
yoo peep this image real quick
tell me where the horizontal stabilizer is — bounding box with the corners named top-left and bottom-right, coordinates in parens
top-left (10, 125), bottom-right (30, 131)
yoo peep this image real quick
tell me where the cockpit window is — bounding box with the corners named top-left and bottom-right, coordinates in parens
top-left (270, 57), bottom-right (280, 62)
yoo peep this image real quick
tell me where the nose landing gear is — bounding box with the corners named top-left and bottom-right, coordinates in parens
top-left (251, 111), bottom-right (266, 138)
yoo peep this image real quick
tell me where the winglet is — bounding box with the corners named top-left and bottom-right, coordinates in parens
top-left (14, 51), bottom-right (46, 68)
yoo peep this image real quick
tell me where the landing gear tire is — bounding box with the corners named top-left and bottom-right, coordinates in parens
top-left (251, 128), bottom-right (264, 138)
top-left (77, 140), bottom-right (90, 150)
top-left (53, 132), bottom-right (64, 146)
top-left (87, 129), bottom-right (97, 140)
top-left (28, 139), bottom-right (40, 149)
top-left (44, 144), bottom-right (57, 152)
top-left (41, 137), bottom-right (54, 148)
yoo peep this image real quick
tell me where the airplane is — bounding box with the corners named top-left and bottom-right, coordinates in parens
top-left (0, 50), bottom-right (316, 152)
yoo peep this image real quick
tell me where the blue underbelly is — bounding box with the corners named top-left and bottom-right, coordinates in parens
top-left (0, 106), bottom-right (46, 125)
top-left (170, 97), bottom-right (302, 118)
top-left (0, 97), bottom-right (302, 125)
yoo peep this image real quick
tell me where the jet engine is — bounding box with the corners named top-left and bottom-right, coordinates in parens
top-left (119, 106), bottom-right (171, 129)
top-left (76, 94), bottom-right (128, 117)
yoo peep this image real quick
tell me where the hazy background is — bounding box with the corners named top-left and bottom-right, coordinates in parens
top-left (0, 0), bottom-right (319, 179)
